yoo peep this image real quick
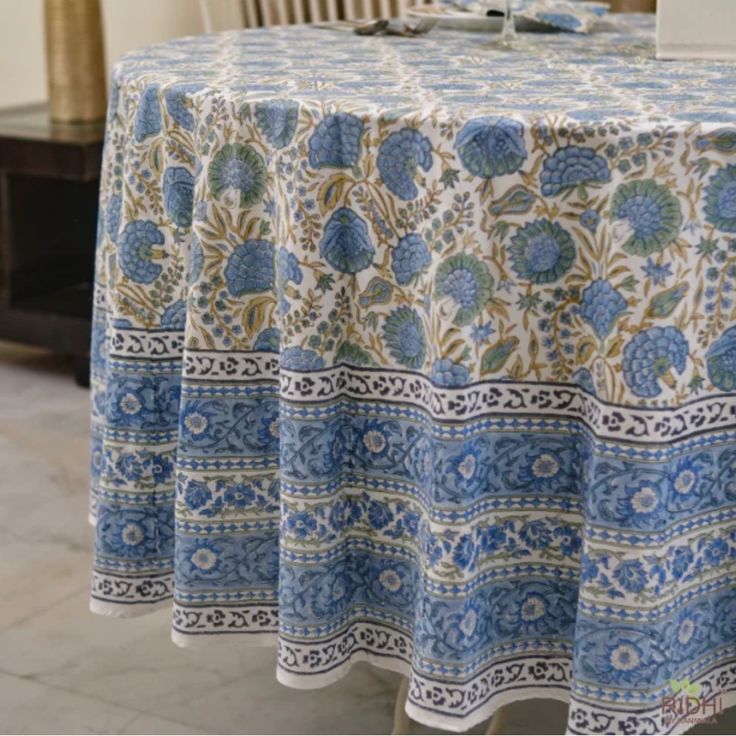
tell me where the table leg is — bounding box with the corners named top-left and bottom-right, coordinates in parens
top-left (485, 703), bottom-right (509, 735)
top-left (392, 675), bottom-right (411, 735)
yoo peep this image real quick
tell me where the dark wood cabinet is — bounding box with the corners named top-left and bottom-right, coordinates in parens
top-left (0, 103), bottom-right (104, 385)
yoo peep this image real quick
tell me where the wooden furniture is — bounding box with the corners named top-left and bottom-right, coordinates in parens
top-left (199, 0), bottom-right (432, 30)
top-left (0, 103), bottom-right (104, 385)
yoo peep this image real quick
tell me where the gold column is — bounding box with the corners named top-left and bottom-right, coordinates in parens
top-left (44, 0), bottom-right (106, 123)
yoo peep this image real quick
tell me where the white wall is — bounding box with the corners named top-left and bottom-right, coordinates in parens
top-left (0, 0), bottom-right (204, 108)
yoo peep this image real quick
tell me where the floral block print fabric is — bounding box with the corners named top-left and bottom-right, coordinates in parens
top-left (90, 15), bottom-right (736, 735)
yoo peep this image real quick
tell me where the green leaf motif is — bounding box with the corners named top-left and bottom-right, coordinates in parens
top-left (480, 336), bottom-right (518, 375)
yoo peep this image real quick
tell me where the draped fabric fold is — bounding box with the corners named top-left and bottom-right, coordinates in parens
top-left (90, 18), bottom-right (736, 734)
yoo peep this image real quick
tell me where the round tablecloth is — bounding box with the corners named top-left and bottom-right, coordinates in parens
top-left (90, 14), bottom-right (736, 734)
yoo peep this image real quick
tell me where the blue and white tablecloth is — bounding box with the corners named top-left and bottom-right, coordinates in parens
top-left (89, 14), bottom-right (736, 733)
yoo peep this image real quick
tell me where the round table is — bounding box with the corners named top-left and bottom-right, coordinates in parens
top-left (90, 15), bottom-right (736, 734)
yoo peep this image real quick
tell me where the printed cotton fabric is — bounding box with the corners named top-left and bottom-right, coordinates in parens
top-left (90, 16), bottom-right (736, 734)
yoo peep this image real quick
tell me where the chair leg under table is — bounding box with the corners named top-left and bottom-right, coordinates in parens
top-left (392, 676), bottom-right (411, 735)
top-left (485, 704), bottom-right (509, 735)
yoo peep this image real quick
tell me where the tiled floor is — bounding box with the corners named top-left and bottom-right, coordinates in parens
top-left (0, 340), bottom-right (733, 735)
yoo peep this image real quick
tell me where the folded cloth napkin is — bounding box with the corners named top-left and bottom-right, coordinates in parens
top-left (442, 0), bottom-right (609, 33)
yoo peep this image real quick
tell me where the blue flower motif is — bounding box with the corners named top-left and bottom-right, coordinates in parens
top-left (286, 510), bottom-right (318, 538)
top-left (455, 117), bottom-right (527, 178)
top-left (367, 500), bottom-right (394, 528)
top-left (573, 367), bottom-right (596, 395)
top-left (320, 207), bottom-right (375, 274)
top-left (622, 326), bottom-right (689, 398)
top-left (430, 358), bottom-right (469, 387)
top-left (163, 166), bottom-right (194, 228)
top-left (540, 146), bottom-right (610, 197)
top-left (223, 482), bottom-right (256, 509)
top-left (150, 454), bottom-right (174, 484)
top-left (188, 235), bottom-right (204, 284)
top-left (308, 112), bottom-right (364, 169)
top-left (452, 534), bottom-right (476, 570)
top-left (382, 306), bottom-right (426, 369)
top-left (376, 128), bottom-right (433, 200)
top-left (671, 457), bottom-right (700, 497)
top-left (359, 420), bottom-right (391, 459)
top-left (134, 85), bottom-right (161, 142)
top-left (671, 545), bottom-right (694, 579)
top-left (281, 346), bottom-right (325, 371)
top-left (615, 478), bottom-right (663, 528)
top-left (642, 258), bottom-right (672, 286)
top-left (106, 193), bottom-right (122, 242)
top-left (184, 481), bottom-right (212, 510)
top-left (164, 83), bottom-right (203, 131)
top-left (254, 327), bottom-right (280, 353)
top-left (705, 164), bottom-right (736, 233)
top-left (208, 143), bottom-right (267, 207)
top-left (391, 233), bottom-right (431, 285)
top-left (255, 100), bottom-right (298, 149)
top-left (224, 240), bottom-right (274, 296)
top-left (601, 639), bottom-right (646, 684)
top-left (613, 559), bottom-right (647, 593)
top-left (703, 538), bottom-right (729, 566)
top-left (580, 279), bottom-right (628, 340)
top-left (278, 247), bottom-right (303, 287)
top-left (448, 438), bottom-right (489, 496)
top-left (519, 520), bottom-right (552, 550)
top-left (161, 299), bottom-right (186, 329)
top-left (117, 453), bottom-right (143, 481)
top-left (580, 208), bottom-right (600, 232)
top-left (707, 326), bottom-right (736, 391)
top-left (471, 322), bottom-right (494, 345)
top-left (611, 180), bottom-right (682, 256)
top-left (509, 219), bottom-right (575, 284)
top-left (435, 253), bottom-right (494, 326)
top-left (118, 220), bottom-right (165, 284)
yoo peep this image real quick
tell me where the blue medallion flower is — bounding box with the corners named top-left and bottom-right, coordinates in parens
top-left (613, 559), bottom-right (647, 593)
top-left (163, 166), bottom-right (194, 228)
top-left (642, 258), bottom-right (672, 286)
top-left (134, 85), bottom-right (161, 142)
top-left (382, 306), bottom-right (427, 369)
top-left (106, 193), bottom-right (122, 242)
top-left (255, 99), bottom-right (299, 149)
top-left (308, 112), bottom-right (364, 169)
top-left (208, 143), bottom-right (267, 207)
top-left (434, 253), bottom-right (494, 326)
top-left (164, 83), bottom-right (204, 131)
top-left (602, 639), bottom-right (646, 684)
top-left (705, 164), bottom-right (736, 233)
top-left (161, 299), bottom-right (186, 329)
top-left (671, 457), bottom-right (699, 497)
top-left (320, 207), bottom-right (375, 274)
top-left (540, 146), bottom-right (611, 197)
top-left (376, 128), bottom-right (433, 200)
top-left (616, 478), bottom-right (663, 529)
top-left (580, 279), bottom-right (628, 340)
top-left (224, 240), bottom-right (274, 296)
top-left (360, 421), bottom-right (392, 460)
top-left (430, 358), bottom-right (469, 387)
top-left (280, 346), bottom-right (325, 371)
top-left (611, 179), bottom-right (682, 256)
top-left (706, 326), bottom-right (736, 391)
top-left (622, 326), bottom-right (689, 398)
top-left (455, 116), bottom-right (527, 178)
top-left (391, 233), bottom-right (431, 285)
top-left (118, 220), bottom-right (165, 284)
top-left (509, 219), bottom-right (575, 284)
top-left (254, 327), bottom-right (280, 352)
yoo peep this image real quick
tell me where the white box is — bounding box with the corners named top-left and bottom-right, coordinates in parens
top-left (657, 0), bottom-right (736, 60)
